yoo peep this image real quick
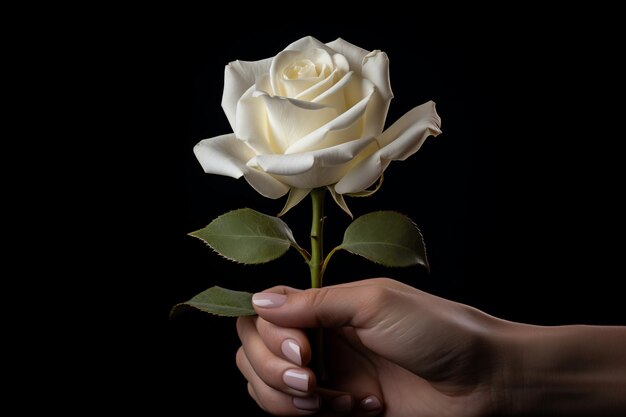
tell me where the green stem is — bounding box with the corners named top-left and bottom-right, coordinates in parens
top-left (308, 188), bottom-right (327, 382)
top-left (309, 188), bottom-right (325, 289)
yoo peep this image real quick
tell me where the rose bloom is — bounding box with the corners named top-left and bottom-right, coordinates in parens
top-left (194, 36), bottom-right (441, 213)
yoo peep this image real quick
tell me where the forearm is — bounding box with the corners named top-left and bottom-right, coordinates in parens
top-left (495, 323), bottom-right (626, 416)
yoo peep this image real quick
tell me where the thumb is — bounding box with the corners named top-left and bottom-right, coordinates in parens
top-left (251, 283), bottom-right (391, 329)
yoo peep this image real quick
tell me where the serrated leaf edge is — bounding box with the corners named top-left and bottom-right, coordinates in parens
top-left (340, 210), bottom-right (430, 270)
top-left (188, 208), bottom-right (297, 265)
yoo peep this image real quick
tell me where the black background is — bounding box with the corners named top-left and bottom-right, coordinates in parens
top-left (101, 20), bottom-right (625, 414)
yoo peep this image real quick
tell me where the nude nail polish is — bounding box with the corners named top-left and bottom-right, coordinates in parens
top-left (281, 339), bottom-right (302, 365)
top-left (360, 395), bottom-right (381, 411)
top-left (252, 292), bottom-right (286, 308)
top-left (283, 369), bottom-right (309, 392)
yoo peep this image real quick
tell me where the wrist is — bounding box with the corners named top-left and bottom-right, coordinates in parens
top-left (491, 323), bottom-right (626, 416)
top-left (463, 311), bottom-right (524, 416)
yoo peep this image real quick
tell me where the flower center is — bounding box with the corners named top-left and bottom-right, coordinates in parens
top-left (283, 59), bottom-right (318, 80)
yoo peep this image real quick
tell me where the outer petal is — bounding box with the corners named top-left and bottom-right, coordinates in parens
top-left (252, 136), bottom-right (377, 175)
top-left (334, 101), bottom-right (441, 194)
top-left (254, 136), bottom-right (377, 190)
top-left (377, 100), bottom-right (441, 160)
top-left (334, 150), bottom-right (389, 195)
top-left (242, 168), bottom-right (290, 199)
top-left (222, 58), bottom-right (273, 130)
top-left (193, 134), bottom-right (289, 199)
top-left (193, 134), bottom-right (256, 178)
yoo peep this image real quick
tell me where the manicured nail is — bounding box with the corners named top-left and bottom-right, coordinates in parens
top-left (281, 339), bottom-right (302, 366)
top-left (332, 394), bottom-right (353, 413)
top-left (283, 369), bottom-right (309, 392)
top-left (293, 395), bottom-right (319, 411)
top-left (252, 292), bottom-right (286, 308)
top-left (360, 395), bottom-right (382, 411)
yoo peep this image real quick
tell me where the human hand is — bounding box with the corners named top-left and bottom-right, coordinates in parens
top-left (236, 278), bottom-right (499, 416)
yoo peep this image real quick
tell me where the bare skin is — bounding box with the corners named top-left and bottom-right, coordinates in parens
top-left (236, 278), bottom-right (626, 416)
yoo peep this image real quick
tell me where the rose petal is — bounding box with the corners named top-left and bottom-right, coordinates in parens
top-left (242, 167), bottom-right (290, 199)
top-left (270, 48), bottom-right (334, 98)
top-left (334, 101), bottom-right (441, 194)
top-left (248, 153), bottom-right (314, 176)
top-left (235, 86), bottom-right (275, 155)
top-left (295, 67), bottom-right (341, 102)
top-left (222, 58), bottom-right (273, 130)
top-left (193, 133), bottom-right (289, 199)
top-left (294, 53), bottom-right (349, 105)
top-left (332, 53), bottom-right (350, 74)
top-left (261, 95), bottom-right (338, 152)
top-left (193, 133), bottom-right (256, 178)
top-left (326, 38), bottom-right (369, 75)
top-left (285, 36), bottom-right (334, 53)
top-left (325, 45), bottom-right (393, 138)
top-left (333, 153), bottom-right (389, 195)
top-left (362, 51), bottom-right (393, 101)
top-left (255, 73), bottom-right (273, 95)
top-left (253, 136), bottom-right (376, 178)
top-left (377, 100), bottom-right (441, 160)
top-left (312, 71), bottom-right (353, 110)
top-left (361, 51), bottom-right (394, 137)
top-left (285, 86), bottom-right (375, 154)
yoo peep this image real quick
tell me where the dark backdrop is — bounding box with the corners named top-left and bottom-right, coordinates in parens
top-left (111, 22), bottom-right (625, 414)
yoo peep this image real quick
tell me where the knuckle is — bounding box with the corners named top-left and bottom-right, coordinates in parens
top-left (366, 284), bottom-right (395, 306)
top-left (373, 277), bottom-right (397, 287)
top-left (356, 285), bottom-right (397, 324)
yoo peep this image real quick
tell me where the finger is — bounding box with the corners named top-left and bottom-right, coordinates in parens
top-left (252, 280), bottom-right (408, 329)
top-left (237, 346), bottom-right (320, 415)
top-left (247, 383), bottom-right (267, 413)
top-left (237, 316), bottom-right (316, 396)
top-left (255, 316), bottom-right (311, 366)
top-left (326, 329), bottom-right (385, 417)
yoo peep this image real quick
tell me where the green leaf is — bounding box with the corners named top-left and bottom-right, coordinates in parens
top-left (190, 208), bottom-right (302, 264)
top-left (170, 286), bottom-right (255, 318)
top-left (337, 211), bottom-right (428, 268)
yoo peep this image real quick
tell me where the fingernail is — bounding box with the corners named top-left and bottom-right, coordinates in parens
top-left (293, 395), bottom-right (319, 411)
top-left (281, 339), bottom-right (302, 366)
top-left (360, 395), bottom-right (382, 411)
top-left (332, 394), bottom-right (353, 413)
top-left (283, 369), bottom-right (309, 392)
top-left (252, 292), bottom-right (286, 308)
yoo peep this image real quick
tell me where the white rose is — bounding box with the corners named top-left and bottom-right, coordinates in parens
top-left (194, 36), bottom-right (441, 214)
